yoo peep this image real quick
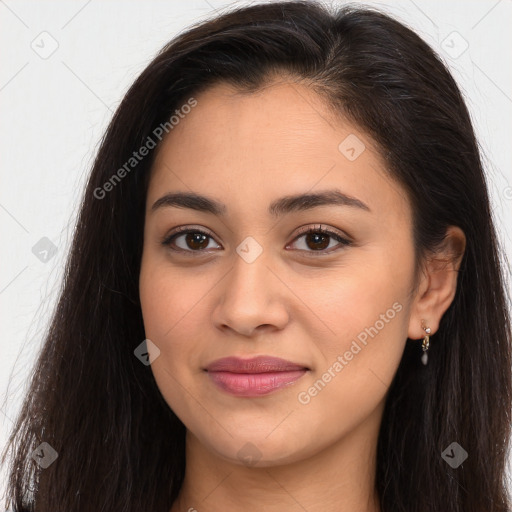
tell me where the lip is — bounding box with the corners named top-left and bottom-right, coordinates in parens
top-left (205, 356), bottom-right (309, 373)
top-left (204, 356), bottom-right (309, 397)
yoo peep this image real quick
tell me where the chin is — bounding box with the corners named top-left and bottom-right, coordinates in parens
top-left (198, 430), bottom-right (313, 468)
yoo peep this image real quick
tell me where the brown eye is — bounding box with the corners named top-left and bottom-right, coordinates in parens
top-left (184, 232), bottom-right (210, 250)
top-left (304, 232), bottom-right (330, 250)
top-left (162, 228), bottom-right (221, 253)
top-left (288, 226), bottom-right (352, 254)
top-left (162, 225), bottom-right (351, 256)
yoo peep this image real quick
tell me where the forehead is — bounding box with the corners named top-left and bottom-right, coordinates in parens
top-left (156, 79), bottom-right (350, 159)
top-left (147, 79), bottom-right (411, 223)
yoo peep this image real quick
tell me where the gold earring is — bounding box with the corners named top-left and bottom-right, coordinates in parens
top-left (421, 321), bottom-right (431, 366)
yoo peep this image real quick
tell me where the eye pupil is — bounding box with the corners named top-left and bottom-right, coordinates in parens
top-left (306, 232), bottom-right (329, 250)
top-left (186, 232), bottom-right (209, 250)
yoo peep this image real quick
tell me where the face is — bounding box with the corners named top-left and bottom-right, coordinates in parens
top-left (139, 79), bottom-right (417, 467)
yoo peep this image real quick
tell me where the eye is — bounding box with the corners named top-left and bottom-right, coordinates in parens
top-left (286, 224), bottom-right (352, 254)
top-left (161, 226), bottom-right (221, 254)
top-left (161, 224), bottom-right (352, 256)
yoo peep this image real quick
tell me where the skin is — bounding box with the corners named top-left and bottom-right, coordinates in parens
top-left (139, 78), bottom-right (466, 512)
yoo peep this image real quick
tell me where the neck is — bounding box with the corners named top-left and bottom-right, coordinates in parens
top-left (170, 403), bottom-right (383, 512)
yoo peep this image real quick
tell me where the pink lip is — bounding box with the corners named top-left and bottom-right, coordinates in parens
top-left (205, 356), bottom-right (309, 397)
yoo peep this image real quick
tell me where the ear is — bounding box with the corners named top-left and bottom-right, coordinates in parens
top-left (408, 226), bottom-right (466, 339)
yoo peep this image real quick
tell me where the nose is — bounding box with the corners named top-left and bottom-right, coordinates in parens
top-left (212, 248), bottom-right (290, 338)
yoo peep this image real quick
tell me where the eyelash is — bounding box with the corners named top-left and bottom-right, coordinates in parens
top-left (161, 224), bottom-right (352, 256)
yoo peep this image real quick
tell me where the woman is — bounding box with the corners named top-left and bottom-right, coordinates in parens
top-left (2, 1), bottom-right (511, 511)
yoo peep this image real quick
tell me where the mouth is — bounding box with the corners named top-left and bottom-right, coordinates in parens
top-left (204, 355), bottom-right (310, 397)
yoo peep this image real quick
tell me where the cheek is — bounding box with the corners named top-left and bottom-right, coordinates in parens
top-left (289, 272), bottom-right (410, 450)
top-left (302, 258), bottom-right (411, 350)
top-left (294, 249), bottom-right (414, 417)
top-left (139, 254), bottom-right (214, 392)
top-left (139, 258), bottom-right (193, 403)
top-left (139, 251), bottom-right (211, 342)
top-left (139, 260), bottom-right (201, 422)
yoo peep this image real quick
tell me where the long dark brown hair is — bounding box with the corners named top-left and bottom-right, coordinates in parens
top-left (2, 1), bottom-right (511, 511)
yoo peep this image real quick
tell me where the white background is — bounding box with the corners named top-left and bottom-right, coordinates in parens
top-left (1, 0), bottom-right (511, 502)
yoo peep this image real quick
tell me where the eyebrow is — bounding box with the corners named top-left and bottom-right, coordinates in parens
top-left (150, 189), bottom-right (371, 217)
